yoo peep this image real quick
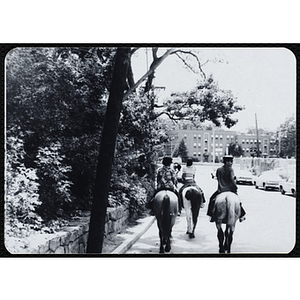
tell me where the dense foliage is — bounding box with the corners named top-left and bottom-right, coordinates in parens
top-left (228, 142), bottom-right (244, 157)
top-left (160, 76), bottom-right (243, 127)
top-left (6, 47), bottom-right (246, 238)
top-left (5, 132), bottom-right (42, 237)
top-left (6, 47), bottom-right (111, 217)
top-left (277, 116), bottom-right (296, 158)
top-left (173, 139), bottom-right (188, 161)
top-left (5, 47), bottom-right (156, 235)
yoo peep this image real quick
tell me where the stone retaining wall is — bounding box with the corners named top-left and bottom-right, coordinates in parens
top-left (6, 205), bottom-right (129, 254)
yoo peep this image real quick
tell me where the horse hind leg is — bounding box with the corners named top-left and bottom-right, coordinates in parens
top-left (225, 226), bottom-right (234, 254)
top-left (216, 225), bottom-right (225, 253)
top-left (159, 231), bottom-right (164, 254)
top-left (189, 223), bottom-right (196, 239)
top-left (165, 237), bottom-right (171, 252)
top-left (189, 212), bottom-right (199, 239)
top-left (189, 191), bottom-right (201, 239)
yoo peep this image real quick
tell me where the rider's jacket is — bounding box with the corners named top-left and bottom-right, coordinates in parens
top-left (216, 165), bottom-right (237, 193)
top-left (182, 165), bottom-right (196, 183)
top-left (157, 166), bottom-right (177, 191)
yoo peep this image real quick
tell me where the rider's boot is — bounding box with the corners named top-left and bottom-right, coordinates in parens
top-left (239, 203), bottom-right (246, 222)
top-left (145, 198), bottom-right (155, 215)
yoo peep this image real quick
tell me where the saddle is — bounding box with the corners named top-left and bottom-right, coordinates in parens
top-left (182, 183), bottom-right (204, 197)
top-left (155, 187), bottom-right (178, 197)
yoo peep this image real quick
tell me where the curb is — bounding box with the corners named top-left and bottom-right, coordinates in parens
top-left (111, 216), bottom-right (156, 254)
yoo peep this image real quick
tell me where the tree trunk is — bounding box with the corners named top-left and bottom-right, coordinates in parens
top-left (86, 48), bottom-right (131, 253)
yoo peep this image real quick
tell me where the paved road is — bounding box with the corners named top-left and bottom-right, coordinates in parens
top-left (126, 164), bottom-right (296, 254)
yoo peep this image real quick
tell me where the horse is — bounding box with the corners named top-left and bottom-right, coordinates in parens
top-left (153, 190), bottom-right (178, 253)
top-left (182, 186), bottom-right (204, 239)
top-left (213, 191), bottom-right (241, 253)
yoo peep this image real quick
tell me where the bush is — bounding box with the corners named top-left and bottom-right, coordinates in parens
top-left (5, 135), bottom-right (43, 237)
top-left (35, 142), bottom-right (73, 220)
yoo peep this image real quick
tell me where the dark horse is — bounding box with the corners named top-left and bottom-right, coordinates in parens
top-left (182, 186), bottom-right (204, 239)
top-left (153, 190), bottom-right (178, 253)
top-left (213, 191), bottom-right (241, 253)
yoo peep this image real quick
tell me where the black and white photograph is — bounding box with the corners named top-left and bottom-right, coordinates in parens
top-left (1, 3), bottom-right (300, 299)
top-left (3, 46), bottom-right (297, 256)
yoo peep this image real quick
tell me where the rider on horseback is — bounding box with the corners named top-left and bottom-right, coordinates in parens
top-left (146, 157), bottom-right (178, 213)
top-left (207, 155), bottom-right (246, 222)
top-left (178, 158), bottom-right (206, 214)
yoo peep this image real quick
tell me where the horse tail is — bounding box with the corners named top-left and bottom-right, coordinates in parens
top-left (186, 189), bottom-right (201, 226)
top-left (161, 194), bottom-right (171, 237)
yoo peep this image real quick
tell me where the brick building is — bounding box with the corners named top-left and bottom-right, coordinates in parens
top-left (166, 123), bottom-right (276, 162)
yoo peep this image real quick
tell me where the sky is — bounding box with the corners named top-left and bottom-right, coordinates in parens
top-left (131, 47), bottom-right (296, 133)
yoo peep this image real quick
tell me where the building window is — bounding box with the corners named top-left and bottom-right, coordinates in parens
top-left (198, 143), bottom-right (201, 147)
top-left (193, 143), bottom-right (197, 148)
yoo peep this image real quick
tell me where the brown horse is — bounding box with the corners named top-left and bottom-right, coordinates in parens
top-left (182, 186), bottom-right (204, 239)
top-left (153, 190), bottom-right (178, 253)
top-left (213, 192), bottom-right (241, 253)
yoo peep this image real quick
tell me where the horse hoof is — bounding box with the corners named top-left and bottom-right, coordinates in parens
top-left (189, 233), bottom-right (195, 239)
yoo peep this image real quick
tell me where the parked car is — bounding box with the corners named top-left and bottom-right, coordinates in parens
top-left (279, 174), bottom-right (296, 197)
top-left (254, 170), bottom-right (283, 191)
top-left (235, 169), bottom-right (254, 185)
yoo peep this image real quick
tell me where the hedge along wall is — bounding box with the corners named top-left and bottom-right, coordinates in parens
top-left (5, 205), bottom-right (129, 254)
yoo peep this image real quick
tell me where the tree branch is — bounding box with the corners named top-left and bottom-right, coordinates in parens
top-left (172, 49), bottom-right (206, 79)
top-left (123, 48), bottom-right (175, 101)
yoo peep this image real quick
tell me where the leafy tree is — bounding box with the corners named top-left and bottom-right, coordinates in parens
top-left (5, 46), bottom-right (245, 253)
top-left (87, 47), bottom-right (246, 253)
top-left (5, 132), bottom-right (42, 237)
top-left (246, 127), bottom-right (269, 135)
top-left (35, 142), bottom-right (73, 220)
top-left (176, 139), bottom-right (188, 160)
top-left (157, 75), bottom-right (243, 128)
top-left (228, 142), bottom-right (244, 157)
top-left (277, 116), bottom-right (296, 157)
top-left (87, 48), bottom-right (132, 253)
top-left (5, 47), bottom-right (115, 217)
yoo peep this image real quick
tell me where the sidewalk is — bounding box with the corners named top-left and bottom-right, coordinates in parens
top-left (110, 215), bottom-right (156, 254)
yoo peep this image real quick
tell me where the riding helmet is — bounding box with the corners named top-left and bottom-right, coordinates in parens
top-left (223, 155), bottom-right (234, 161)
top-left (162, 156), bottom-right (173, 166)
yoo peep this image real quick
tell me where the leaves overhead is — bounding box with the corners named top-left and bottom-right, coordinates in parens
top-left (159, 75), bottom-right (243, 128)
